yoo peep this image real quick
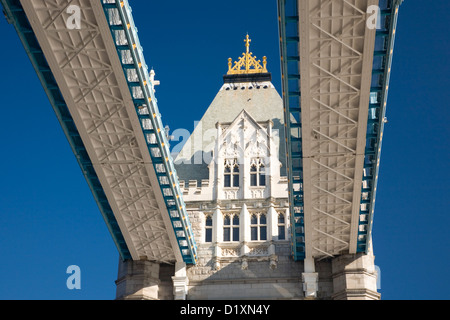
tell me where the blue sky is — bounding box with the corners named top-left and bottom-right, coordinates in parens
top-left (0, 0), bottom-right (448, 300)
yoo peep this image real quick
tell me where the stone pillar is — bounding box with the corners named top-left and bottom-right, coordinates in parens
top-left (331, 252), bottom-right (380, 300)
top-left (267, 203), bottom-right (278, 241)
top-left (213, 206), bottom-right (223, 270)
top-left (302, 258), bottom-right (318, 299)
top-left (115, 259), bottom-right (161, 300)
top-left (214, 122), bottom-right (223, 201)
top-left (172, 262), bottom-right (189, 300)
top-left (302, 273), bottom-right (319, 299)
top-left (240, 204), bottom-right (250, 256)
top-left (212, 206), bottom-right (223, 244)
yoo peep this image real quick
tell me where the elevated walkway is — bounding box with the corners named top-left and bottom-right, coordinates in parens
top-left (1, 0), bottom-right (197, 264)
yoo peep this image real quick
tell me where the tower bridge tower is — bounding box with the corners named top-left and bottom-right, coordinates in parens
top-left (172, 35), bottom-right (297, 299)
top-left (117, 35), bottom-right (379, 300)
top-left (1, 0), bottom-right (402, 300)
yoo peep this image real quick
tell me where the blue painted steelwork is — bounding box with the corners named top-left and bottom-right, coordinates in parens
top-left (278, 0), bottom-right (403, 258)
top-left (277, 0), bottom-right (305, 261)
top-left (357, 0), bottom-right (403, 253)
top-left (0, 0), bottom-right (132, 260)
top-left (101, 0), bottom-right (197, 265)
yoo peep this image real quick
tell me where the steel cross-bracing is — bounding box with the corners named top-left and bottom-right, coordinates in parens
top-left (279, 0), bottom-right (402, 261)
top-left (2, 0), bottom-right (197, 265)
top-left (2, 0), bottom-right (402, 268)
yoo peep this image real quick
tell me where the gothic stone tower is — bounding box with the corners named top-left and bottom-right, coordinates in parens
top-left (115, 36), bottom-right (380, 300)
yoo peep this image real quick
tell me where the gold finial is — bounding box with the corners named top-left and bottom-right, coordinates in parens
top-left (227, 34), bottom-right (268, 75)
top-left (245, 34), bottom-right (251, 54)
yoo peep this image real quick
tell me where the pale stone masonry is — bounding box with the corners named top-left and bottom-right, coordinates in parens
top-left (116, 260), bottom-right (175, 300)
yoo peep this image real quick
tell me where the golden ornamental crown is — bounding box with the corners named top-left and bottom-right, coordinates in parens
top-left (227, 34), bottom-right (268, 75)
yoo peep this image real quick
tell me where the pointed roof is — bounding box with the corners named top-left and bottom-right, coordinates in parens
top-left (174, 36), bottom-right (286, 182)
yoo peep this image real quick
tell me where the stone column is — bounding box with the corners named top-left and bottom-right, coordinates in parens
top-left (302, 257), bottom-right (318, 299)
top-left (266, 120), bottom-right (274, 199)
top-left (213, 206), bottom-right (223, 270)
top-left (240, 204), bottom-right (250, 256)
top-left (214, 122), bottom-right (223, 201)
top-left (267, 203), bottom-right (278, 240)
top-left (172, 262), bottom-right (189, 300)
top-left (331, 252), bottom-right (380, 300)
top-left (115, 259), bottom-right (161, 300)
top-left (213, 206), bottom-right (223, 244)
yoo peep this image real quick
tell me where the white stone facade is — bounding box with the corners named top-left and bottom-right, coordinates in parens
top-left (171, 75), bottom-right (309, 299)
top-left (115, 69), bottom-right (380, 301)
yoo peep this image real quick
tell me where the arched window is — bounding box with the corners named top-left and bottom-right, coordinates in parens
top-left (205, 215), bottom-right (213, 243)
top-left (223, 214), bottom-right (239, 242)
top-left (250, 159), bottom-right (266, 187)
top-left (250, 213), bottom-right (267, 241)
top-left (278, 213), bottom-right (286, 240)
top-left (224, 159), bottom-right (240, 187)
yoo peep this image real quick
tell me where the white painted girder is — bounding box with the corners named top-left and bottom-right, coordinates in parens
top-left (21, 0), bottom-right (182, 263)
top-left (299, 0), bottom-right (378, 259)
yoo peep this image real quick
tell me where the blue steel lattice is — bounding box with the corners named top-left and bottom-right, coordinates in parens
top-left (102, 0), bottom-right (197, 265)
top-left (0, 0), bottom-right (132, 260)
top-left (278, 0), bottom-right (403, 258)
top-left (278, 0), bottom-right (305, 261)
top-left (357, 0), bottom-right (403, 253)
top-left (1, 0), bottom-right (198, 264)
